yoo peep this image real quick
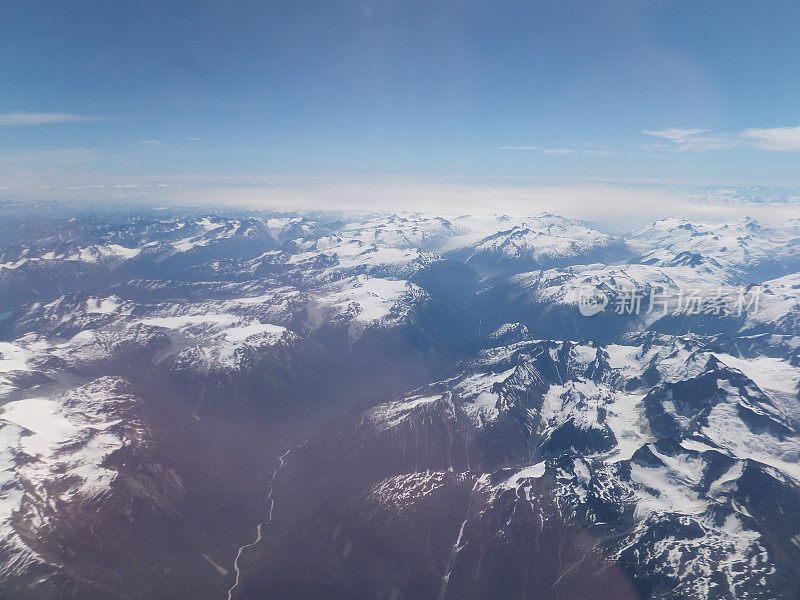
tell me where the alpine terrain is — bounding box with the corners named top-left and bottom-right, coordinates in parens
top-left (0, 205), bottom-right (799, 600)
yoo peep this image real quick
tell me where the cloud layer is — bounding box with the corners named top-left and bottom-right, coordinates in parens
top-left (644, 126), bottom-right (800, 152)
top-left (494, 146), bottom-right (615, 156)
top-left (1, 172), bottom-right (797, 232)
top-left (0, 113), bottom-right (105, 126)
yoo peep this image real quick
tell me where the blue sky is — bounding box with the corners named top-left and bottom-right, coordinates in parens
top-left (2, 0), bottom-right (800, 208)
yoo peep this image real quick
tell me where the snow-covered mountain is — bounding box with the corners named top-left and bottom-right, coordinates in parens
top-left (626, 217), bottom-right (800, 283)
top-left (236, 334), bottom-right (799, 599)
top-left (0, 206), bottom-right (798, 599)
top-left (449, 213), bottom-right (630, 275)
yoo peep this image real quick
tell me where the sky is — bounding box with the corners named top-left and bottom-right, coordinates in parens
top-left (2, 0), bottom-right (800, 216)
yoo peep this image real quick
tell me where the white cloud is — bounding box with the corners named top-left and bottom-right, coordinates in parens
top-left (494, 146), bottom-right (614, 156)
top-left (0, 112), bottom-right (106, 126)
top-left (739, 126), bottom-right (800, 151)
top-left (0, 148), bottom-right (99, 167)
top-left (4, 174), bottom-right (796, 232)
top-left (641, 128), bottom-right (710, 142)
top-left (644, 126), bottom-right (800, 152)
top-left (495, 145), bottom-right (575, 154)
top-left (642, 128), bottom-right (737, 151)
top-left (581, 149), bottom-right (617, 156)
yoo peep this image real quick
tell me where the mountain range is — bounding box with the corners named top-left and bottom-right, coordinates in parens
top-left (0, 207), bottom-right (798, 599)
